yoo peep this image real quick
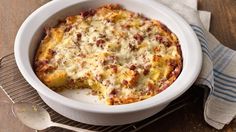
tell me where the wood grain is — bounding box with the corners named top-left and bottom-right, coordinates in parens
top-left (0, 0), bottom-right (49, 57)
top-left (0, 0), bottom-right (235, 131)
top-left (199, 0), bottom-right (236, 50)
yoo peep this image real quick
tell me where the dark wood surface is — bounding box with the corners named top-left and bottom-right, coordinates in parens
top-left (0, 0), bottom-right (235, 131)
top-left (199, 0), bottom-right (236, 50)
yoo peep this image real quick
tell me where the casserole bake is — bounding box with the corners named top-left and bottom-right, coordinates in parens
top-left (14, 0), bottom-right (201, 125)
top-left (35, 4), bottom-right (182, 105)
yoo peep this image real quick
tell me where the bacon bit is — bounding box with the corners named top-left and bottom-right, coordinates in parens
top-left (66, 16), bottom-right (77, 23)
top-left (167, 62), bottom-right (181, 78)
top-left (153, 55), bottom-right (161, 61)
top-left (170, 65), bottom-right (181, 77)
top-left (129, 65), bottom-right (136, 70)
top-left (135, 70), bottom-right (140, 76)
top-left (95, 74), bottom-right (103, 82)
top-left (168, 60), bottom-right (177, 67)
top-left (160, 24), bottom-right (171, 33)
top-left (34, 60), bottom-right (49, 69)
top-left (68, 79), bottom-right (75, 85)
top-left (80, 61), bottom-right (86, 68)
top-left (139, 13), bottom-right (149, 20)
top-left (78, 77), bottom-right (87, 83)
top-left (147, 82), bottom-right (155, 91)
top-left (156, 34), bottom-right (163, 43)
top-left (80, 9), bottom-right (96, 18)
top-left (99, 34), bottom-right (106, 38)
top-left (129, 43), bottom-right (136, 51)
top-left (163, 41), bottom-right (171, 47)
top-left (107, 55), bottom-right (117, 63)
top-left (104, 80), bottom-right (111, 86)
top-left (38, 51), bottom-right (43, 54)
top-left (109, 64), bottom-right (118, 73)
top-left (57, 19), bottom-right (66, 25)
top-left (96, 39), bottom-right (105, 48)
top-left (101, 60), bottom-right (108, 65)
top-left (130, 13), bottom-right (135, 17)
top-left (156, 34), bottom-right (172, 47)
top-left (133, 33), bottom-right (144, 44)
top-left (106, 19), bottom-right (112, 23)
top-left (77, 33), bottom-right (82, 41)
top-left (109, 89), bottom-right (118, 97)
top-left (80, 11), bottom-right (89, 18)
top-left (48, 49), bottom-right (56, 56)
top-left (144, 64), bottom-right (151, 69)
top-left (176, 44), bottom-right (183, 59)
top-left (103, 4), bottom-right (121, 10)
top-left (41, 60), bottom-right (49, 64)
top-left (37, 63), bottom-right (56, 73)
top-left (91, 90), bottom-right (97, 95)
top-left (125, 24), bottom-right (131, 29)
top-left (122, 80), bottom-right (128, 85)
top-left (77, 53), bottom-right (86, 58)
top-left (102, 56), bottom-right (117, 65)
top-left (153, 46), bottom-right (160, 52)
top-left (156, 88), bottom-right (164, 93)
top-left (85, 72), bottom-right (91, 77)
top-left (174, 66), bottom-right (181, 74)
top-left (64, 25), bottom-right (72, 32)
top-left (176, 44), bottom-right (181, 50)
top-left (44, 65), bottom-right (57, 73)
top-left (162, 83), bottom-right (169, 90)
top-left (122, 24), bottom-right (131, 29)
top-left (88, 9), bottom-right (96, 16)
top-left (108, 98), bottom-right (115, 105)
top-left (128, 71), bottom-right (140, 87)
top-left (159, 78), bottom-right (167, 85)
top-left (147, 27), bottom-right (152, 32)
top-left (143, 69), bottom-right (150, 75)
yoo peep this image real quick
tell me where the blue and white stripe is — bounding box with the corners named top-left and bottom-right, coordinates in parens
top-left (191, 25), bottom-right (236, 102)
top-left (191, 25), bottom-right (214, 90)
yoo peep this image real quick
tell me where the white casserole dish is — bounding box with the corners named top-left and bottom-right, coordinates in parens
top-left (14, 0), bottom-right (202, 126)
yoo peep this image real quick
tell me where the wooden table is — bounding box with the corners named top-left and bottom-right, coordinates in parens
top-left (0, 0), bottom-right (235, 131)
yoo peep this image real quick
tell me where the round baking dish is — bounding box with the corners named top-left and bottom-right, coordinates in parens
top-left (14, 0), bottom-right (202, 125)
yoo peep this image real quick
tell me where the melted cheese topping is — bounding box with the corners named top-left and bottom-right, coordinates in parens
top-left (34, 4), bottom-right (182, 105)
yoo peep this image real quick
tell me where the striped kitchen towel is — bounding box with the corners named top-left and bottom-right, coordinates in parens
top-left (157, 0), bottom-right (236, 129)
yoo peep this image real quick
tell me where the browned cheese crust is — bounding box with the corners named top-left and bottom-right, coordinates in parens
top-left (34, 4), bottom-right (182, 105)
